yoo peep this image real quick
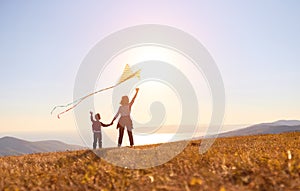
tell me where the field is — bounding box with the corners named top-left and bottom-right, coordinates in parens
top-left (1, 132), bottom-right (300, 191)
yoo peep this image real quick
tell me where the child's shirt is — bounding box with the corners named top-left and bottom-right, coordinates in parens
top-left (92, 121), bottom-right (103, 133)
top-left (91, 116), bottom-right (111, 132)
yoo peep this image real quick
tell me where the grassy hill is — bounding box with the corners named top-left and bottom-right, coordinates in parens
top-left (1, 132), bottom-right (300, 191)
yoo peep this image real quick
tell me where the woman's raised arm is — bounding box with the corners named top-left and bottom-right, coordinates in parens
top-left (130, 88), bottom-right (139, 106)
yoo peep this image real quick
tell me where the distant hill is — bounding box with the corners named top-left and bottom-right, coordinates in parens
top-left (217, 120), bottom-right (300, 138)
top-left (0, 136), bottom-right (84, 156)
top-left (258, 119), bottom-right (300, 127)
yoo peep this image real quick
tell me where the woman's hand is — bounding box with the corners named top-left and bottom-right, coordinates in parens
top-left (111, 118), bottom-right (115, 124)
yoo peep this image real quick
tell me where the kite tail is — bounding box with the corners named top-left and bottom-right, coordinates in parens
top-left (50, 100), bottom-right (80, 115)
top-left (52, 85), bottom-right (116, 119)
top-left (51, 65), bottom-right (141, 119)
top-left (57, 99), bottom-right (85, 119)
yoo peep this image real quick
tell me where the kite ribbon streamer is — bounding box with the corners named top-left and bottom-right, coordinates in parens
top-left (51, 64), bottom-right (140, 119)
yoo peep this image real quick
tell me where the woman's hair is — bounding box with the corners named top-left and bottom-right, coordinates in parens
top-left (120, 96), bottom-right (129, 106)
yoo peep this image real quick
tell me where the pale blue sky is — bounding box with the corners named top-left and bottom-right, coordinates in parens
top-left (0, 1), bottom-right (299, 144)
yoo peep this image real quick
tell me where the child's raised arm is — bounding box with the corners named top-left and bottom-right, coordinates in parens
top-left (90, 111), bottom-right (95, 122)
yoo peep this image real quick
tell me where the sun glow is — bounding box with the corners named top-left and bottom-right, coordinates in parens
top-left (94, 45), bottom-right (212, 136)
top-left (95, 46), bottom-right (211, 125)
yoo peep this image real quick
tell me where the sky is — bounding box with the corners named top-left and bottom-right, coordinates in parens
top-left (0, 0), bottom-right (299, 146)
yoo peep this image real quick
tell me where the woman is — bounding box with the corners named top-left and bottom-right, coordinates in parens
top-left (112, 88), bottom-right (139, 147)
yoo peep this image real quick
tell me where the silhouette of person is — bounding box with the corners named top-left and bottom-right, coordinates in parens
top-left (112, 88), bottom-right (139, 147)
top-left (90, 111), bottom-right (112, 149)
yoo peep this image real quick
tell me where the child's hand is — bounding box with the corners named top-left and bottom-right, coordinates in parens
top-left (136, 88), bottom-right (139, 92)
top-left (90, 111), bottom-right (93, 115)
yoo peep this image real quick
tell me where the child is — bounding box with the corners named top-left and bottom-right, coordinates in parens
top-left (90, 111), bottom-right (112, 149)
top-left (112, 88), bottom-right (139, 147)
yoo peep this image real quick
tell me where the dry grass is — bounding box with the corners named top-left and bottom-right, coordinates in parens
top-left (1, 132), bottom-right (300, 191)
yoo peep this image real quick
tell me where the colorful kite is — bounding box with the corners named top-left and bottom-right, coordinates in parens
top-left (51, 64), bottom-right (141, 119)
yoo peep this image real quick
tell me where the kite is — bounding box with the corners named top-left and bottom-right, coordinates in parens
top-left (51, 64), bottom-right (141, 119)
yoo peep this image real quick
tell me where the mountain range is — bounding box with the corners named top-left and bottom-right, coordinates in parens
top-left (216, 120), bottom-right (300, 137)
top-left (0, 137), bottom-right (84, 156)
top-left (1, 120), bottom-right (299, 157)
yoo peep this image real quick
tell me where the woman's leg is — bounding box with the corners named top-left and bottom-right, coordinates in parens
top-left (118, 127), bottom-right (125, 147)
top-left (127, 130), bottom-right (134, 146)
